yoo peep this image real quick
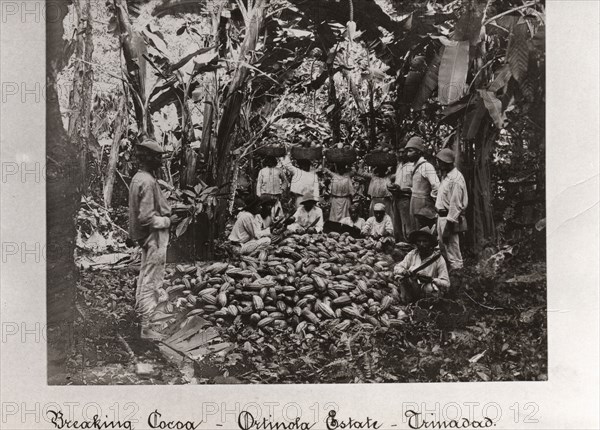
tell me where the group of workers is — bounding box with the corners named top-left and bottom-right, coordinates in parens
top-left (127, 134), bottom-right (468, 339)
top-left (229, 136), bottom-right (468, 269)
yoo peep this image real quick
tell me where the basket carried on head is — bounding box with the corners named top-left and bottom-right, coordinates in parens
top-left (291, 146), bottom-right (323, 161)
top-left (325, 148), bottom-right (357, 165)
top-left (364, 150), bottom-right (397, 167)
top-left (255, 145), bottom-right (286, 157)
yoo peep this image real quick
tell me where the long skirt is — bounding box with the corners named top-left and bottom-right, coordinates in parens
top-left (329, 196), bottom-right (352, 222)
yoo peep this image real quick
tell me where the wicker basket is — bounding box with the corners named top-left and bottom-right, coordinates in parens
top-left (291, 146), bottom-right (323, 161)
top-left (255, 145), bottom-right (286, 157)
top-left (364, 150), bottom-right (397, 167)
top-left (325, 148), bottom-right (357, 164)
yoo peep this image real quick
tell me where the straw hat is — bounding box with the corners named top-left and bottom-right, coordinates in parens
top-left (408, 226), bottom-right (437, 245)
top-left (300, 193), bottom-right (318, 205)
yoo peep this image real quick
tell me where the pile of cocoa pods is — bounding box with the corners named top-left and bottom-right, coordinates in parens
top-left (162, 232), bottom-right (411, 334)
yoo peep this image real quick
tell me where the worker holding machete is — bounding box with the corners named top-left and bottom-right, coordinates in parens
top-left (287, 192), bottom-right (324, 234)
top-left (393, 226), bottom-right (450, 304)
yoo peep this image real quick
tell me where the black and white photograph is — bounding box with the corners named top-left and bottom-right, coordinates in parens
top-left (42, 0), bottom-right (551, 386)
top-left (2, 0), bottom-right (600, 427)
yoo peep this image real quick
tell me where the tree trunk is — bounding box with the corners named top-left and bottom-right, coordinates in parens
top-left (47, 0), bottom-right (83, 383)
top-left (368, 80), bottom-right (377, 146)
top-left (178, 97), bottom-right (197, 188)
top-left (114, 0), bottom-right (150, 135)
top-left (68, 0), bottom-right (94, 183)
top-left (342, 68), bottom-right (365, 110)
top-left (103, 93), bottom-right (127, 207)
top-left (214, 0), bottom-right (267, 179)
top-left (326, 64), bottom-right (342, 144)
top-left (211, 0), bottom-right (267, 231)
top-left (200, 99), bottom-right (214, 165)
top-left (468, 120), bottom-right (496, 252)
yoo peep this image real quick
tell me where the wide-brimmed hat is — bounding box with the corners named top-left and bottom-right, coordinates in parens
top-left (436, 148), bottom-right (455, 164)
top-left (243, 194), bottom-right (262, 210)
top-left (405, 136), bottom-right (425, 153)
top-left (373, 203), bottom-right (386, 212)
top-left (408, 226), bottom-right (437, 245)
top-left (137, 137), bottom-right (164, 153)
top-left (300, 192), bottom-right (318, 205)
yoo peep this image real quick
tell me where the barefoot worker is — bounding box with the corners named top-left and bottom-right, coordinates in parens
top-left (128, 137), bottom-right (175, 339)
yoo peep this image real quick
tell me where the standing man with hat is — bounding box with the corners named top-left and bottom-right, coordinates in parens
top-left (404, 136), bottom-right (440, 230)
top-left (389, 147), bottom-right (416, 241)
top-left (229, 194), bottom-right (272, 255)
top-left (435, 148), bottom-right (468, 270)
top-left (128, 136), bottom-right (174, 339)
top-left (287, 193), bottom-right (324, 234)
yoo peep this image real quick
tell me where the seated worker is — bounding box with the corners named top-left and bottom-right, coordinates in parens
top-left (340, 204), bottom-right (366, 231)
top-left (255, 195), bottom-right (276, 229)
top-left (287, 192), bottom-right (324, 234)
top-left (393, 226), bottom-right (449, 303)
top-left (325, 204), bottom-right (364, 238)
top-left (228, 195), bottom-right (271, 255)
top-left (361, 203), bottom-right (394, 239)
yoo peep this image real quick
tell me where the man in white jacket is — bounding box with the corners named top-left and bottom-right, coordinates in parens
top-left (435, 148), bottom-right (468, 270)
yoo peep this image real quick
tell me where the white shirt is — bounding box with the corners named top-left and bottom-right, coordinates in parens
top-left (394, 161), bottom-right (414, 190)
top-left (340, 216), bottom-right (366, 230)
top-left (361, 215), bottom-right (394, 237)
top-left (287, 206), bottom-right (324, 233)
top-left (229, 211), bottom-right (270, 243)
top-left (435, 167), bottom-right (468, 223)
top-left (393, 249), bottom-right (450, 289)
top-left (256, 167), bottom-right (286, 196)
top-left (281, 156), bottom-right (320, 198)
